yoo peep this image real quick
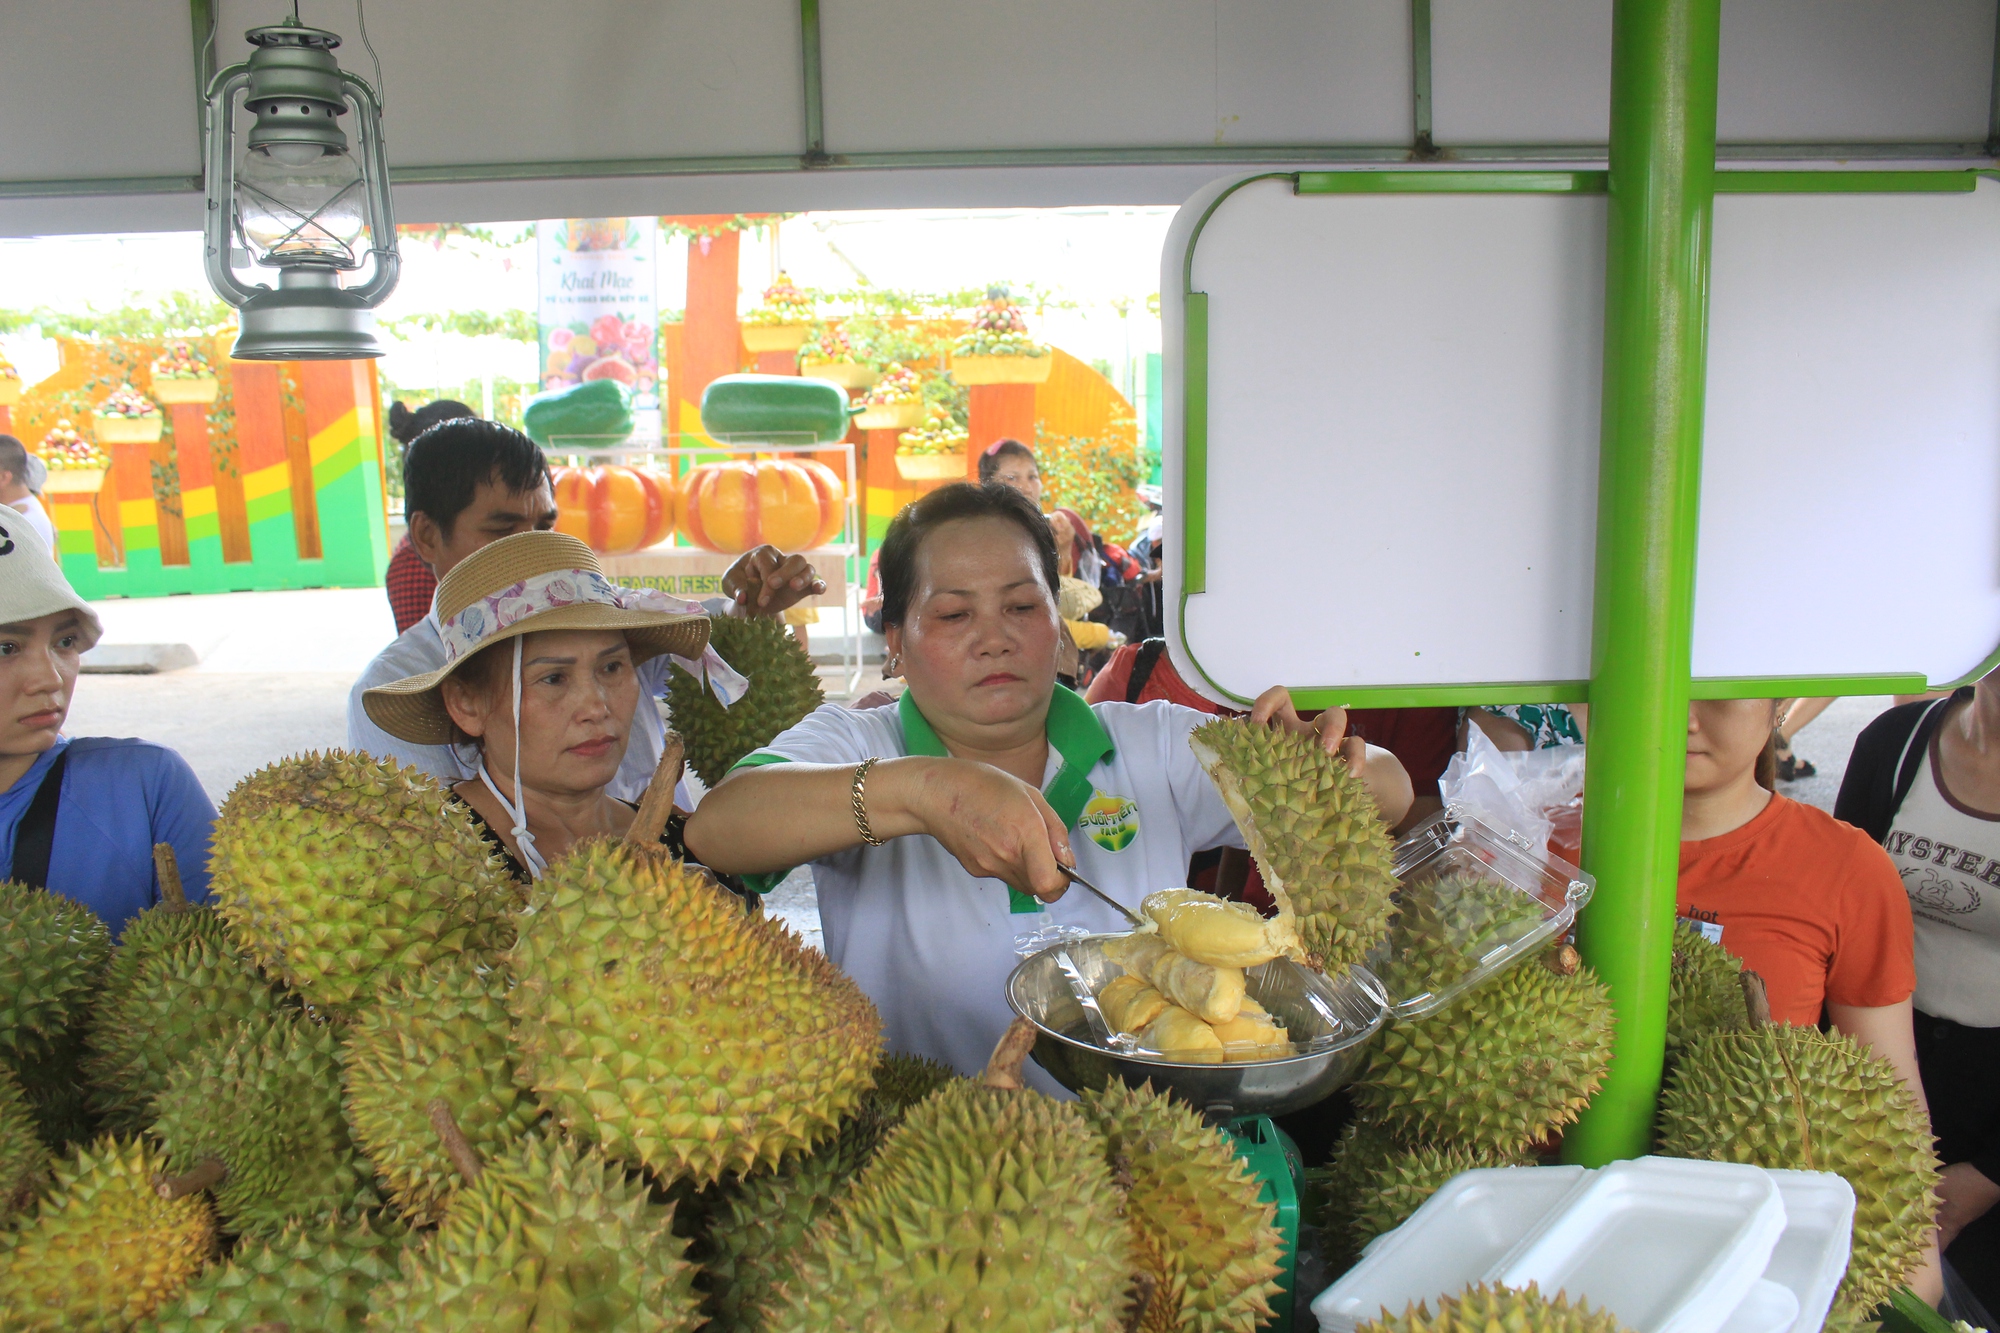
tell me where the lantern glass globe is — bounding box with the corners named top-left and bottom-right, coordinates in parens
top-left (237, 142), bottom-right (367, 267)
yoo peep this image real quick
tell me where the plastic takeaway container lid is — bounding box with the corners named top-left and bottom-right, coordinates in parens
top-left (1312, 1158), bottom-right (1829, 1333)
top-left (1373, 805), bottom-right (1595, 1022)
top-left (1489, 1158), bottom-right (1786, 1333)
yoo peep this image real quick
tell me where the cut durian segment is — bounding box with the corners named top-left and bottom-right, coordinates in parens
top-left (1209, 1009), bottom-right (1293, 1063)
top-left (1097, 973), bottom-right (1169, 1034)
top-left (1139, 1007), bottom-right (1226, 1064)
top-left (1103, 931), bottom-right (1170, 977)
top-left (1189, 717), bottom-right (1398, 974)
top-left (1141, 887), bottom-right (1300, 968)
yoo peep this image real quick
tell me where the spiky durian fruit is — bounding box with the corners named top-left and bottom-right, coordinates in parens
top-left (152, 1013), bottom-right (377, 1238)
top-left (207, 751), bottom-right (520, 1014)
top-left (1352, 954), bottom-right (1614, 1152)
top-left (341, 958), bottom-right (542, 1225)
top-left (370, 1133), bottom-right (702, 1332)
top-left (508, 840), bottom-right (879, 1187)
top-left (1322, 1120), bottom-right (1534, 1258)
top-left (1657, 1026), bottom-right (1938, 1322)
top-left (0, 1064), bottom-right (52, 1222)
top-left (1665, 920), bottom-right (1749, 1057)
top-left (1188, 718), bottom-right (1397, 973)
top-left (702, 1053), bottom-right (960, 1332)
top-left (762, 1077), bottom-right (1134, 1332)
top-left (1376, 874), bottom-right (1549, 1001)
top-left (83, 915), bottom-right (289, 1133)
top-left (1359, 1283), bottom-right (1631, 1333)
top-left (141, 1211), bottom-right (404, 1333)
top-left (666, 615), bottom-right (824, 786)
top-left (0, 881), bottom-right (111, 1067)
top-left (1083, 1079), bottom-right (1284, 1333)
top-left (866, 1051), bottom-right (957, 1113)
top-left (94, 898), bottom-right (216, 1011)
top-left (0, 1135), bottom-right (216, 1331)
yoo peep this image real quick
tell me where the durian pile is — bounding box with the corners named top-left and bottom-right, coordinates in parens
top-left (1318, 921), bottom-right (1940, 1329)
top-left (0, 749), bottom-right (1288, 1332)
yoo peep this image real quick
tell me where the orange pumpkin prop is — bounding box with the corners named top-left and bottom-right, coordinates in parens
top-left (681, 457), bottom-right (845, 553)
top-left (551, 465), bottom-right (677, 555)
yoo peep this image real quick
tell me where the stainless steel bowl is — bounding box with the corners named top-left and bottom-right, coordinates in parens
top-left (1005, 936), bottom-right (1389, 1119)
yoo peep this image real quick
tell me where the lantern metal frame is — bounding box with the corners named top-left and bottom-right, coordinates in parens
top-left (202, 21), bottom-right (400, 361)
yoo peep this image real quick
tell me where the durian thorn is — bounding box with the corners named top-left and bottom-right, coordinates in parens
top-left (1122, 1270), bottom-right (1160, 1333)
top-left (1739, 969), bottom-right (1773, 1028)
top-left (152, 842), bottom-right (189, 911)
top-left (979, 1017), bottom-right (1038, 1090)
top-left (627, 732), bottom-right (685, 847)
top-left (427, 1098), bottom-right (483, 1183)
top-left (154, 1155), bottom-right (227, 1200)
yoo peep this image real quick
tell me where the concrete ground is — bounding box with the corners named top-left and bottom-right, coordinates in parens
top-left (57, 585), bottom-right (1905, 953)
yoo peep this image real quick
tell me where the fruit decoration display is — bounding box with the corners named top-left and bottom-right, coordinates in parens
top-left (741, 271), bottom-right (817, 353)
top-left (680, 457), bottom-right (845, 553)
top-left (950, 285), bottom-right (1054, 385)
top-left (550, 463), bottom-right (678, 555)
top-left (0, 354), bottom-right (21, 407)
top-left (797, 323), bottom-right (878, 390)
top-left (37, 419), bottom-right (108, 473)
top-left (149, 342), bottom-right (221, 406)
top-left (542, 314), bottom-right (656, 394)
top-left (894, 404), bottom-right (971, 479)
top-left (92, 385), bottom-right (165, 445)
top-left (855, 362), bottom-right (925, 430)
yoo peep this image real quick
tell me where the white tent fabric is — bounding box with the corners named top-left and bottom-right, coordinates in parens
top-left (0, 0), bottom-right (1993, 235)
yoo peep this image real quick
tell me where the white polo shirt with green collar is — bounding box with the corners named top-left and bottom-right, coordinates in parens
top-left (736, 686), bottom-right (1245, 1097)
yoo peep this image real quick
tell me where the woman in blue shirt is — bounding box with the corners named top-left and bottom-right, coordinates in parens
top-left (0, 513), bottom-right (214, 936)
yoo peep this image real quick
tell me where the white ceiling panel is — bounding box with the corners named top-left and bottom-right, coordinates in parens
top-left (0, 5), bottom-right (201, 180)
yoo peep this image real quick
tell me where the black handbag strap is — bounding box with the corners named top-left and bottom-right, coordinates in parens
top-left (1126, 638), bottom-right (1169, 703)
top-left (11, 747), bottom-right (71, 889)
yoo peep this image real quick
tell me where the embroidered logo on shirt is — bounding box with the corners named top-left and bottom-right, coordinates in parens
top-left (1080, 794), bottom-right (1140, 852)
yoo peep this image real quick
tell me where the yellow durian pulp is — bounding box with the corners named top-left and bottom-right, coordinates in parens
top-left (1142, 888), bottom-right (1300, 968)
top-left (1139, 1007), bottom-right (1226, 1064)
top-left (1097, 974), bottom-right (1169, 1034)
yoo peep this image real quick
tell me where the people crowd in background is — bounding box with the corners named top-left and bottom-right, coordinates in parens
top-left (2, 393), bottom-right (1985, 1308)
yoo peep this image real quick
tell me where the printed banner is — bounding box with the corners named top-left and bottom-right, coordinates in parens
top-left (537, 218), bottom-right (660, 442)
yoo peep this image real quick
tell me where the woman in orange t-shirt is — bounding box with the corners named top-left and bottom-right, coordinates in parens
top-left (1677, 698), bottom-right (1938, 1298)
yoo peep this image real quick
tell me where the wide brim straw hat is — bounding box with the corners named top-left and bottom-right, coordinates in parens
top-left (363, 529), bottom-right (710, 746)
top-left (0, 508), bottom-right (103, 649)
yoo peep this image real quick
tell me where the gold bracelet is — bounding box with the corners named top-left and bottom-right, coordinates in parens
top-left (851, 757), bottom-right (886, 847)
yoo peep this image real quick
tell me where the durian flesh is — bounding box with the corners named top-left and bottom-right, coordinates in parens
top-left (1142, 887), bottom-right (1299, 968)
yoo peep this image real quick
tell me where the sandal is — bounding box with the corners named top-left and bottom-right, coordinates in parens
top-left (1775, 754), bottom-right (1817, 782)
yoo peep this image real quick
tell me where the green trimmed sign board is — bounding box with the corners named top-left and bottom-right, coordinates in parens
top-left (1163, 170), bottom-right (2000, 710)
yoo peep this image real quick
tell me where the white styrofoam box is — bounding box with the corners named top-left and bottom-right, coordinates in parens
top-left (1718, 1281), bottom-right (1803, 1333)
top-left (1491, 1159), bottom-right (1786, 1333)
top-left (1762, 1171), bottom-right (1857, 1333)
top-left (1313, 1166), bottom-right (1591, 1333)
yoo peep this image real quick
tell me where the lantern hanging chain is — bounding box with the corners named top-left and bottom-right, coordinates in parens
top-left (354, 0), bottom-right (385, 112)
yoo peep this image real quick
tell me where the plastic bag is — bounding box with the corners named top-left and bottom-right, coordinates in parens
top-left (1438, 724), bottom-right (1586, 865)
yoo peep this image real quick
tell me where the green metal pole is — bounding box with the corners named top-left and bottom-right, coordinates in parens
top-left (1565, 0), bottom-right (1720, 1166)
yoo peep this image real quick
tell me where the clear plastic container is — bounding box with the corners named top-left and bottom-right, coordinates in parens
top-left (1375, 804), bottom-right (1596, 1021)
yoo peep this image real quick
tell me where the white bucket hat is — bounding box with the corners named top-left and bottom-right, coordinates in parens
top-left (0, 508), bottom-right (102, 648)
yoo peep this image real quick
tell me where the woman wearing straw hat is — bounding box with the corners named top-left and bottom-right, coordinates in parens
top-left (0, 512), bottom-right (216, 935)
top-left (362, 529), bottom-right (732, 882)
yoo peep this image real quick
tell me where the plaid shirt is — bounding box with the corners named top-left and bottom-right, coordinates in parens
top-left (384, 536), bottom-right (437, 634)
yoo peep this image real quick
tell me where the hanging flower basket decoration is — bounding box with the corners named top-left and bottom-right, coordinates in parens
top-left (895, 404), bottom-right (970, 480)
top-left (798, 323), bottom-right (879, 390)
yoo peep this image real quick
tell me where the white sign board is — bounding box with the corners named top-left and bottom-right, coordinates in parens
top-left (1163, 173), bottom-right (2000, 705)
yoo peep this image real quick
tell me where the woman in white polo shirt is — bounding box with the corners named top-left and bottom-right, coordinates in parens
top-left (686, 482), bottom-right (1412, 1091)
